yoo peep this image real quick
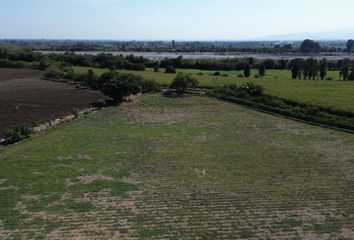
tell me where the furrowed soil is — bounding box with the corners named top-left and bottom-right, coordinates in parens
top-left (0, 68), bottom-right (108, 138)
top-left (0, 94), bottom-right (354, 239)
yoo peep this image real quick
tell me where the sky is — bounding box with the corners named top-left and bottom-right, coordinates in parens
top-left (1, 0), bottom-right (354, 40)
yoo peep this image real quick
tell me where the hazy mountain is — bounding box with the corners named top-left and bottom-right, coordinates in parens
top-left (263, 29), bottom-right (354, 41)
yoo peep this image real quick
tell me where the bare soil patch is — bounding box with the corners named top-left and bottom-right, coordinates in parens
top-left (0, 68), bottom-right (108, 138)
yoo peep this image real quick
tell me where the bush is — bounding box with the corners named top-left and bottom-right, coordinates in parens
top-left (170, 73), bottom-right (199, 91)
top-left (72, 108), bottom-right (80, 118)
top-left (239, 83), bottom-right (264, 97)
top-left (213, 71), bottom-right (221, 76)
top-left (165, 65), bottom-right (176, 74)
top-left (222, 74), bottom-right (229, 77)
top-left (326, 77), bottom-right (334, 81)
top-left (237, 74), bottom-right (244, 78)
top-left (141, 79), bottom-right (162, 93)
top-left (3, 126), bottom-right (32, 144)
top-left (101, 72), bottom-right (143, 102)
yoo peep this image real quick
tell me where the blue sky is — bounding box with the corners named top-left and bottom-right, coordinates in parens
top-left (1, 0), bottom-right (354, 40)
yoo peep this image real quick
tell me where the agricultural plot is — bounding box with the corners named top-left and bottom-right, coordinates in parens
top-left (0, 68), bottom-right (108, 138)
top-left (74, 66), bottom-right (354, 113)
top-left (0, 94), bottom-right (354, 239)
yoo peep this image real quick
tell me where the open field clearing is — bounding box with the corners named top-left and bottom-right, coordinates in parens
top-left (0, 68), bottom-right (107, 138)
top-left (74, 66), bottom-right (354, 113)
top-left (0, 94), bottom-right (354, 239)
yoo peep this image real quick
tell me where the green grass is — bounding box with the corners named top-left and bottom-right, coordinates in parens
top-left (1, 94), bottom-right (354, 238)
top-left (73, 66), bottom-right (354, 113)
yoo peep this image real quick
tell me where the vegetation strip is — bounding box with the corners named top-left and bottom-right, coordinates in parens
top-left (209, 84), bottom-right (354, 133)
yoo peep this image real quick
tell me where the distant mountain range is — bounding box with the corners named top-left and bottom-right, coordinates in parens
top-left (263, 29), bottom-right (354, 41)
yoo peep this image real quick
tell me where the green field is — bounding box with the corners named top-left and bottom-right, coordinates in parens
top-left (1, 94), bottom-right (354, 239)
top-left (74, 66), bottom-right (354, 113)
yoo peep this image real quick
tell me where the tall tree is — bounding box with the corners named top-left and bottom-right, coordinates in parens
top-left (258, 64), bottom-right (266, 78)
top-left (300, 39), bottom-right (321, 53)
top-left (346, 39), bottom-right (354, 53)
top-left (319, 59), bottom-right (327, 80)
top-left (244, 64), bottom-right (251, 78)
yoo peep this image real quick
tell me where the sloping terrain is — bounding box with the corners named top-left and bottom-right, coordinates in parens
top-left (0, 94), bottom-right (354, 239)
top-left (0, 68), bottom-right (107, 138)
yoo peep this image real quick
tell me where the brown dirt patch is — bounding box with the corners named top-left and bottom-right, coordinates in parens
top-left (0, 68), bottom-right (108, 138)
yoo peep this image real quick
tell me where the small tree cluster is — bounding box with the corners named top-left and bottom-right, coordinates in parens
top-left (289, 58), bottom-right (327, 80)
top-left (169, 73), bottom-right (199, 91)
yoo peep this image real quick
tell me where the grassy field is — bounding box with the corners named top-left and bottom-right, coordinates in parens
top-left (1, 94), bottom-right (354, 239)
top-left (74, 66), bottom-right (354, 113)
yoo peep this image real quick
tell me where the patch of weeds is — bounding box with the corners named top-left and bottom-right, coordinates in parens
top-left (0, 210), bottom-right (23, 229)
top-left (313, 218), bottom-right (343, 234)
top-left (66, 201), bottom-right (94, 213)
top-left (199, 230), bottom-right (218, 240)
top-left (139, 229), bottom-right (167, 239)
top-left (69, 179), bottom-right (136, 197)
top-left (281, 218), bottom-right (303, 232)
top-left (239, 228), bottom-right (253, 238)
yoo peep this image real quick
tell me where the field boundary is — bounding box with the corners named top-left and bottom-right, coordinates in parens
top-left (179, 88), bottom-right (354, 134)
top-left (209, 94), bottom-right (354, 134)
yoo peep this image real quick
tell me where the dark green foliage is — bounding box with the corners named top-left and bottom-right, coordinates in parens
top-left (100, 72), bottom-right (143, 102)
top-left (213, 83), bottom-right (264, 98)
top-left (346, 39), bottom-right (354, 52)
top-left (239, 83), bottom-right (264, 96)
top-left (169, 73), bottom-right (199, 91)
top-left (213, 71), bottom-right (221, 76)
top-left (243, 64), bottom-right (251, 78)
top-left (3, 126), bottom-right (32, 144)
top-left (300, 39), bottom-right (321, 53)
top-left (165, 65), bottom-right (176, 74)
top-left (340, 61), bottom-right (350, 80)
top-left (258, 64), bottom-right (266, 78)
top-left (140, 79), bottom-right (162, 93)
top-left (319, 59), bottom-right (327, 80)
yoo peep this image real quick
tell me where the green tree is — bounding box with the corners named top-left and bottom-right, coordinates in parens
top-left (244, 64), bottom-right (251, 78)
top-left (319, 59), bottom-right (327, 80)
top-left (165, 65), bottom-right (176, 74)
top-left (340, 64), bottom-right (349, 81)
top-left (346, 39), bottom-right (354, 53)
top-left (258, 64), bottom-right (266, 78)
top-left (101, 72), bottom-right (143, 102)
top-left (300, 39), bottom-right (321, 53)
top-left (170, 73), bottom-right (199, 92)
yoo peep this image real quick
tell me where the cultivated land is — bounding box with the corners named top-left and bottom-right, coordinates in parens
top-left (0, 68), bottom-right (108, 138)
top-left (0, 94), bottom-right (354, 239)
top-left (74, 66), bottom-right (354, 113)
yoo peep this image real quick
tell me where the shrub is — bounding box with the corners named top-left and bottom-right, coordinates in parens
top-left (197, 72), bottom-right (204, 76)
top-left (239, 83), bottom-right (264, 97)
top-left (153, 66), bottom-right (160, 72)
top-left (222, 74), bottom-right (229, 77)
top-left (326, 77), bottom-right (334, 81)
top-left (141, 79), bottom-right (162, 93)
top-left (213, 71), bottom-right (221, 76)
top-left (44, 70), bottom-right (63, 79)
top-left (237, 74), bottom-right (244, 78)
top-left (101, 72), bottom-right (143, 102)
top-left (170, 73), bottom-right (199, 91)
top-left (165, 65), bottom-right (176, 74)
top-left (3, 126), bottom-right (32, 144)
top-left (72, 108), bottom-right (80, 118)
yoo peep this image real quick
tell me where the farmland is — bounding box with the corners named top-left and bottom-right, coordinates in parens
top-left (0, 94), bottom-right (354, 239)
top-left (0, 68), bottom-right (108, 138)
top-left (74, 66), bottom-right (354, 113)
